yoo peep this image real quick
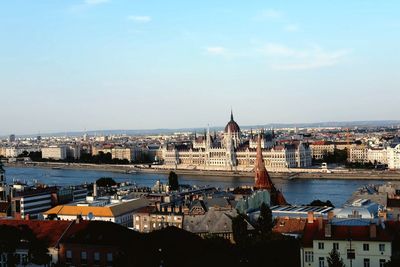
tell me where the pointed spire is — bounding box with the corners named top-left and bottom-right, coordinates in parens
top-left (230, 108), bottom-right (234, 121)
top-left (254, 132), bottom-right (273, 191)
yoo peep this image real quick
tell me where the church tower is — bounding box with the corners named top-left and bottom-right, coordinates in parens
top-left (254, 133), bottom-right (287, 205)
top-left (254, 133), bottom-right (274, 190)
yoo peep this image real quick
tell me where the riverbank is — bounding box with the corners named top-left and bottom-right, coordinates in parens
top-left (5, 161), bottom-right (400, 180)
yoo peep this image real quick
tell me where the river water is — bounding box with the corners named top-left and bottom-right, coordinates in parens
top-left (4, 167), bottom-right (386, 207)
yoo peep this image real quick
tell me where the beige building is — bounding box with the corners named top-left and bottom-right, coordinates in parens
top-left (111, 147), bottom-right (133, 162)
top-left (41, 146), bottom-right (67, 160)
top-left (310, 141), bottom-right (335, 160)
top-left (349, 145), bottom-right (368, 163)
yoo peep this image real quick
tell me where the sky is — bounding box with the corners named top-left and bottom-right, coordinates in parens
top-left (1, 0), bottom-right (399, 135)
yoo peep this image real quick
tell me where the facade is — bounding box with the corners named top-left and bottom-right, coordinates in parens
top-left (349, 145), bottom-right (368, 163)
top-left (11, 186), bottom-right (58, 219)
top-left (310, 141), bottom-right (335, 160)
top-left (161, 112), bottom-right (312, 171)
top-left (367, 148), bottom-right (388, 164)
top-left (111, 147), bottom-right (133, 162)
top-left (387, 144), bottom-right (400, 170)
top-left (42, 146), bottom-right (67, 160)
top-left (133, 207), bottom-right (184, 233)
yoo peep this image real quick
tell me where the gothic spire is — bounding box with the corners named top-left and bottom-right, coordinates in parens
top-left (230, 108), bottom-right (234, 121)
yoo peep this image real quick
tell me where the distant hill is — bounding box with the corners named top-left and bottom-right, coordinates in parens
top-left (8, 120), bottom-right (400, 138)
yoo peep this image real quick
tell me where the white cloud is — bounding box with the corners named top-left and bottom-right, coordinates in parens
top-left (84, 0), bottom-right (110, 5)
top-left (284, 24), bottom-right (299, 32)
top-left (127, 16), bottom-right (152, 23)
top-left (254, 9), bottom-right (282, 21)
top-left (260, 43), bottom-right (349, 70)
top-left (205, 46), bottom-right (227, 55)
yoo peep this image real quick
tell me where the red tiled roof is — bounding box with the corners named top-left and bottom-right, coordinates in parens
top-left (273, 217), bottom-right (307, 235)
top-left (0, 219), bottom-right (73, 247)
top-left (302, 220), bottom-right (393, 248)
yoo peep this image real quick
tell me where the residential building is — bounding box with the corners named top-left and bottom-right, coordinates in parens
top-left (367, 148), bottom-right (388, 164)
top-left (300, 216), bottom-right (392, 267)
top-left (41, 146), bottom-right (67, 160)
top-left (388, 144), bottom-right (400, 170)
top-left (349, 145), bottom-right (368, 163)
top-left (310, 141), bottom-right (335, 160)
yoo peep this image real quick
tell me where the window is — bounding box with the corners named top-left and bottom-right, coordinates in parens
top-left (319, 257), bottom-right (325, 267)
top-left (318, 242), bottom-right (324, 250)
top-left (364, 258), bottom-right (370, 267)
top-left (379, 244), bottom-right (385, 252)
top-left (305, 251), bottom-right (314, 262)
top-left (380, 259), bottom-right (386, 267)
top-left (363, 243), bottom-right (369, 251)
top-left (107, 253), bottom-right (113, 264)
top-left (94, 252), bottom-right (100, 265)
top-left (81, 251), bottom-right (87, 265)
top-left (66, 250), bottom-right (72, 264)
top-left (333, 243), bottom-right (339, 250)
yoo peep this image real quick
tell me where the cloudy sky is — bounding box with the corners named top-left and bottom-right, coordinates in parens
top-left (1, 0), bottom-right (399, 135)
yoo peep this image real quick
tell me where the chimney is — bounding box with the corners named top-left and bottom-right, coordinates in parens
top-left (370, 223), bottom-right (377, 239)
top-left (318, 216), bottom-right (323, 231)
top-left (307, 211), bottom-right (314, 224)
top-left (93, 183), bottom-right (97, 198)
top-left (328, 211), bottom-right (334, 221)
top-left (325, 223), bottom-right (332, 238)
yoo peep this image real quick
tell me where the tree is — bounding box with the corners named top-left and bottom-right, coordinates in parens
top-left (309, 199), bottom-right (335, 208)
top-left (168, 171), bottom-right (179, 191)
top-left (96, 177), bottom-right (117, 187)
top-left (257, 203), bottom-right (273, 236)
top-left (327, 248), bottom-right (345, 267)
top-left (232, 213), bottom-right (249, 245)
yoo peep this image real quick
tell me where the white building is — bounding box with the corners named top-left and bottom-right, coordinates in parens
top-left (301, 216), bottom-right (392, 267)
top-left (387, 144), bottom-right (400, 170)
top-left (367, 148), bottom-right (388, 165)
top-left (42, 146), bottom-right (67, 160)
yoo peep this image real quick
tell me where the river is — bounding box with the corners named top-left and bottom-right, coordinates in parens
top-left (4, 167), bottom-right (386, 207)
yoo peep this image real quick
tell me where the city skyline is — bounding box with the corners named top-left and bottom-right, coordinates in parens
top-left (1, 0), bottom-right (399, 134)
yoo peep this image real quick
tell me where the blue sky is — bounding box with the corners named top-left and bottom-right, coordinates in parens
top-left (1, 0), bottom-right (399, 135)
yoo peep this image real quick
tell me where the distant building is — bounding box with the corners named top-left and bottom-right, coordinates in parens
top-left (42, 146), bottom-right (67, 160)
top-left (310, 141), bottom-right (335, 160)
top-left (161, 111), bottom-right (312, 171)
top-left (387, 144), bottom-right (400, 170)
top-left (111, 147), bottom-right (133, 162)
top-left (367, 148), bottom-right (388, 164)
top-left (8, 134), bottom-right (16, 142)
top-left (349, 145), bottom-right (368, 163)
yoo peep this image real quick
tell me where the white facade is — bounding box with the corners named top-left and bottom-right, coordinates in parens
top-left (41, 146), bottom-right (67, 160)
top-left (367, 148), bottom-right (388, 164)
top-left (388, 144), bottom-right (400, 170)
top-left (301, 239), bottom-right (391, 267)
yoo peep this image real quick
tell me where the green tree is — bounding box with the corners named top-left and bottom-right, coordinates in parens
top-left (96, 177), bottom-right (117, 187)
top-left (327, 248), bottom-right (345, 267)
top-left (309, 199), bottom-right (335, 208)
top-left (232, 213), bottom-right (249, 245)
top-left (168, 171), bottom-right (179, 191)
top-left (257, 203), bottom-right (273, 236)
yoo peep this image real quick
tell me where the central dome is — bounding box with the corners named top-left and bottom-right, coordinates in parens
top-left (224, 111), bottom-right (240, 133)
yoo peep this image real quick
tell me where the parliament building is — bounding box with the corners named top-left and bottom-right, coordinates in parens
top-left (161, 112), bottom-right (312, 171)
